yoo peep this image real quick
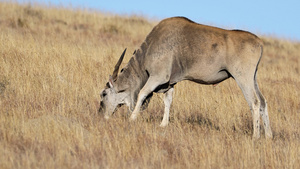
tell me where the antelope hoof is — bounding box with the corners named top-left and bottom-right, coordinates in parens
top-left (129, 114), bottom-right (137, 121)
top-left (159, 122), bottom-right (168, 127)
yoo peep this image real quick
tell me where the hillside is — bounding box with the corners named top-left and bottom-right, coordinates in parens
top-left (0, 2), bottom-right (299, 169)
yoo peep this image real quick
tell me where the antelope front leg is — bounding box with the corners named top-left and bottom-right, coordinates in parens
top-left (160, 87), bottom-right (174, 127)
top-left (130, 91), bottom-right (148, 121)
top-left (130, 76), bottom-right (166, 121)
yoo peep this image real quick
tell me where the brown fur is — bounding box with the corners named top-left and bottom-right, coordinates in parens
top-left (99, 17), bottom-right (272, 139)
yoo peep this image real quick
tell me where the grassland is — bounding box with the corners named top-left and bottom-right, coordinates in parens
top-left (0, 2), bottom-right (299, 169)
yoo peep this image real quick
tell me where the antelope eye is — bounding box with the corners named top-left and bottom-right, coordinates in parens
top-left (101, 91), bottom-right (107, 98)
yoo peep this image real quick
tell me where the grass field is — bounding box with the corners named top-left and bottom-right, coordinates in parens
top-left (0, 2), bottom-right (299, 169)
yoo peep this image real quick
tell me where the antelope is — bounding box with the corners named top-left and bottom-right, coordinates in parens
top-left (99, 17), bottom-right (272, 139)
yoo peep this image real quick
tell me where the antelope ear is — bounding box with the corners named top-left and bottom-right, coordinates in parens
top-left (108, 75), bottom-right (114, 88)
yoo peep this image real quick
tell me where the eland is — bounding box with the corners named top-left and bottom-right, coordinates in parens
top-left (98, 17), bottom-right (272, 139)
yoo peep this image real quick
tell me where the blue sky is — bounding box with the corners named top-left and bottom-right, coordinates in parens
top-left (18, 0), bottom-right (300, 41)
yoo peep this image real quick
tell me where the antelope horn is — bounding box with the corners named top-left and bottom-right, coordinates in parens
top-left (112, 48), bottom-right (126, 80)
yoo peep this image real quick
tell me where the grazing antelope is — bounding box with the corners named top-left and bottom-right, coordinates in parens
top-left (99, 17), bottom-right (272, 139)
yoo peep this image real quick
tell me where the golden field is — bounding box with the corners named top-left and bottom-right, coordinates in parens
top-left (0, 2), bottom-right (299, 169)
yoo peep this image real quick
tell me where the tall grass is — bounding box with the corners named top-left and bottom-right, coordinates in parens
top-left (0, 2), bottom-right (299, 169)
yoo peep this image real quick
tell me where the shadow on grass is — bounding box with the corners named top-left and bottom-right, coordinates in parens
top-left (104, 107), bottom-right (293, 139)
top-left (185, 114), bottom-right (220, 131)
top-left (184, 113), bottom-right (255, 137)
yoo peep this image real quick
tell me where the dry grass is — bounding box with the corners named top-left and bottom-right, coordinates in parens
top-left (0, 2), bottom-right (299, 169)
